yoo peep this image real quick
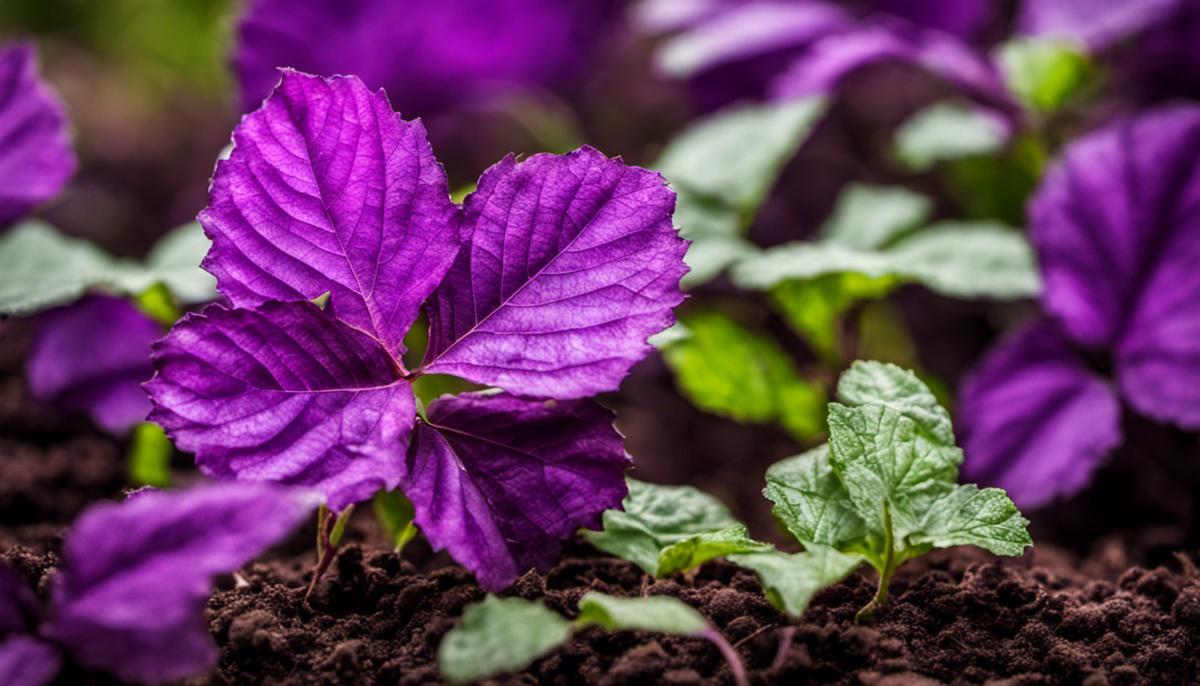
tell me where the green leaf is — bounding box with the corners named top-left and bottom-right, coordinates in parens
top-left (438, 596), bottom-right (572, 684)
top-left (576, 593), bottom-right (707, 635)
top-left (733, 222), bottom-right (1039, 300)
top-left (0, 221), bottom-right (215, 316)
top-left (661, 311), bottom-right (825, 441)
top-left (819, 183), bottom-right (932, 250)
top-left (998, 38), bottom-right (1095, 114)
top-left (769, 273), bottom-right (899, 363)
top-left (373, 490), bottom-right (419, 552)
top-left (585, 479), bottom-right (753, 576)
top-left (894, 102), bottom-right (1009, 172)
top-left (134, 282), bottom-right (181, 326)
top-left (763, 446), bottom-right (866, 553)
top-left (834, 360), bottom-right (954, 446)
top-left (731, 547), bottom-right (862, 618)
top-left (127, 422), bottom-right (172, 487)
top-left (909, 484), bottom-right (1032, 556)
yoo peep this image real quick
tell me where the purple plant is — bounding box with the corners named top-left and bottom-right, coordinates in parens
top-left (0, 42), bottom-right (75, 228)
top-left (233, 0), bottom-right (622, 115)
top-left (146, 70), bottom-right (688, 590)
top-left (959, 104), bottom-right (1200, 507)
top-left (0, 483), bottom-right (314, 686)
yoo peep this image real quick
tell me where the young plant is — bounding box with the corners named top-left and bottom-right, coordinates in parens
top-left (958, 105), bottom-right (1200, 508)
top-left (438, 593), bottom-right (747, 686)
top-left (145, 70), bottom-right (688, 591)
top-left (0, 483), bottom-right (314, 685)
top-left (586, 361), bottom-right (1032, 622)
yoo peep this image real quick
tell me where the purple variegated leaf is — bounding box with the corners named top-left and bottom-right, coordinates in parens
top-left (0, 637), bottom-right (59, 686)
top-left (45, 483), bottom-right (314, 684)
top-left (770, 22), bottom-right (1012, 110)
top-left (27, 295), bottom-right (158, 434)
top-left (0, 43), bottom-right (75, 227)
top-left (405, 391), bottom-right (630, 590)
top-left (959, 321), bottom-right (1122, 508)
top-left (146, 301), bottom-right (413, 510)
top-left (1030, 104), bottom-right (1200, 428)
top-left (200, 70), bottom-right (460, 353)
top-left (234, 0), bottom-right (620, 114)
top-left (422, 147), bottom-right (688, 399)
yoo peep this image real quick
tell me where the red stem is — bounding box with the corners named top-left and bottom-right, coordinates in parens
top-left (699, 626), bottom-right (748, 686)
top-left (305, 511), bottom-right (338, 603)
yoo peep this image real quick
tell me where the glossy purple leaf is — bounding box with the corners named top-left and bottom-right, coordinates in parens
top-left (405, 391), bottom-right (630, 590)
top-left (422, 147), bottom-right (687, 398)
top-left (26, 295), bottom-right (158, 434)
top-left (0, 43), bottom-right (75, 227)
top-left (146, 301), bottom-right (413, 510)
top-left (960, 322), bottom-right (1122, 508)
top-left (234, 0), bottom-right (619, 114)
top-left (44, 483), bottom-right (314, 684)
top-left (0, 637), bottom-right (59, 686)
top-left (1030, 104), bottom-right (1200, 428)
top-left (769, 22), bottom-right (1011, 110)
top-left (200, 70), bottom-right (460, 353)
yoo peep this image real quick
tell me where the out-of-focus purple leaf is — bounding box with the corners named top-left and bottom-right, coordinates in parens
top-left (44, 482), bottom-right (314, 684)
top-left (146, 301), bottom-right (414, 510)
top-left (405, 391), bottom-right (630, 590)
top-left (959, 322), bottom-right (1122, 508)
top-left (872, 0), bottom-right (993, 41)
top-left (0, 43), bottom-right (75, 227)
top-left (0, 565), bottom-right (37, 634)
top-left (421, 147), bottom-right (687, 399)
top-left (26, 295), bottom-right (158, 434)
top-left (1017, 0), bottom-right (1179, 49)
top-left (0, 637), bottom-right (59, 686)
top-left (1030, 104), bottom-right (1200, 428)
top-left (234, 0), bottom-right (619, 114)
top-left (200, 71), bottom-right (460, 353)
top-left (769, 22), bottom-right (1011, 110)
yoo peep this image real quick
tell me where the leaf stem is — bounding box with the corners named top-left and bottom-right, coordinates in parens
top-left (856, 502), bottom-right (895, 623)
top-left (306, 505), bottom-right (342, 602)
top-left (699, 626), bottom-right (749, 686)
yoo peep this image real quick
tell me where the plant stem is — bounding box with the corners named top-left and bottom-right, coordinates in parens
top-left (856, 502), bottom-right (895, 623)
top-left (700, 626), bottom-right (749, 686)
top-left (770, 626), bottom-right (796, 671)
top-left (306, 507), bottom-right (340, 602)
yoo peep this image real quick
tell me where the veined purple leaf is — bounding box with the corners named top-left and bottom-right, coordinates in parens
top-left (200, 70), bottom-right (460, 353)
top-left (234, 0), bottom-right (618, 115)
top-left (959, 321), bottom-right (1122, 508)
top-left (0, 43), bottom-right (75, 227)
top-left (1030, 104), bottom-right (1200, 428)
top-left (422, 147), bottom-right (687, 398)
top-left (146, 301), bottom-right (413, 510)
top-left (44, 483), bottom-right (314, 684)
top-left (769, 22), bottom-right (1011, 110)
top-left (0, 637), bottom-right (59, 686)
top-left (405, 391), bottom-right (630, 590)
top-left (27, 295), bottom-right (158, 434)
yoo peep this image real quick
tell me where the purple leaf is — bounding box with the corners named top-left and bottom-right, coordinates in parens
top-left (26, 295), bottom-right (158, 434)
top-left (422, 147), bottom-right (687, 398)
top-left (769, 22), bottom-right (1011, 110)
top-left (0, 43), bottom-right (75, 227)
top-left (1017, 0), bottom-right (1180, 49)
top-left (872, 0), bottom-right (993, 41)
top-left (44, 482), bottom-right (314, 684)
top-left (0, 565), bottom-right (37, 635)
top-left (146, 300), bottom-right (413, 510)
top-left (1030, 104), bottom-right (1200, 428)
top-left (233, 0), bottom-right (619, 114)
top-left (200, 70), bottom-right (460, 353)
top-left (959, 322), bottom-right (1122, 508)
top-left (0, 637), bottom-right (59, 686)
top-left (405, 391), bottom-right (630, 590)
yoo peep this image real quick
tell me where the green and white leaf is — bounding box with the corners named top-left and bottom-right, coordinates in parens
top-left (672, 191), bottom-right (760, 288)
top-left (139, 222), bottom-right (217, 303)
top-left (661, 311), bottom-right (825, 441)
top-left (997, 37), bottom-right (1095, 114)
top-left (908, 484), bottom-right (1031, 556)
top-left (819, 183), bottom-right (932, 250)
top-left (731, 547), bottom-right (862, 618)
top-left (769, 273), bottom-right (899, 363)
top-left (438, 596), bottom-right (571, 684)
top-left (585, 479), bottom-right (759, 576)
top-left (763, 446), bottom-right (866, 552)
top-left (576, 593), bottom-right (708, 635)
top-left (894, 102), bottom-right (1009, 171)
top-left (835, 361), bottom-right (953, 446)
